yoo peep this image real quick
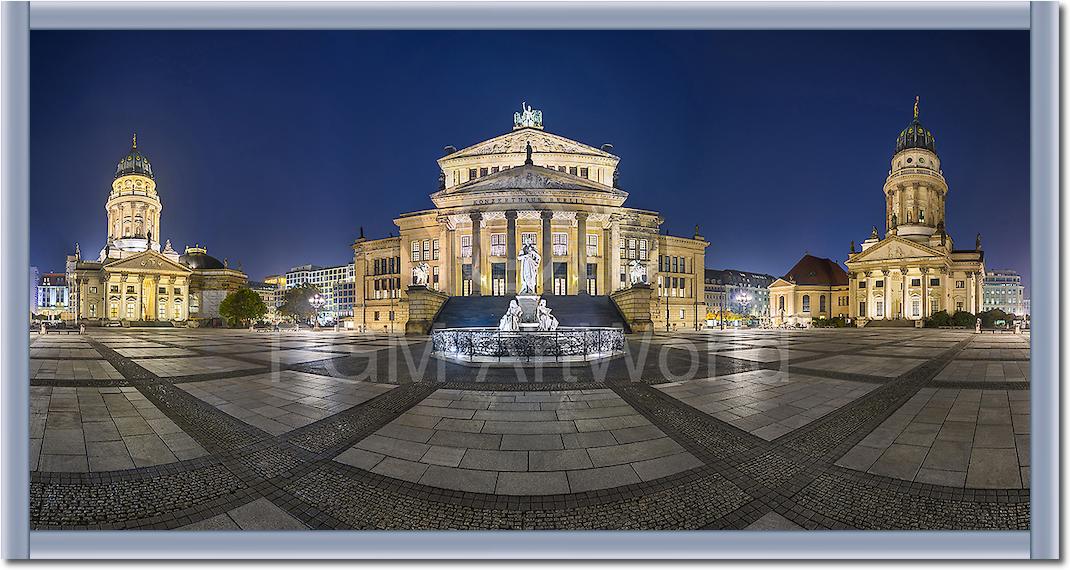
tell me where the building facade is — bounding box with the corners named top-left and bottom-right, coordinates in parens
top-left (285, 263), bottom-right (355, 323)
top-left (844, 99), bottom-right (985, 324)
top-left (349, 104), bottom-right (708, 332)
top-left (66, 135), bottom-right (247, 325)
top-left (704, 269), bottom-right (774, 319)
top-left (36, 272), bottom-right (70, 320)
top-left (768, 255), bottom-right (850, 327)
top-left (983, 269), bottom-right (1026, 316)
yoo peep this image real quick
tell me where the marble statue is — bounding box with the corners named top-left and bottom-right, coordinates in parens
top-left (976, 233), bottom-right (982, 250)
top-left (518, 243), bottom-right (541, 294)
top-left (628, 259), bottom-right (647, 285)
top-left (498, 299), bottom-right (522, 332)
top-left (536, 299), bottom-right (559, 331)
top-left (412, 262), bottom-right (429, 286)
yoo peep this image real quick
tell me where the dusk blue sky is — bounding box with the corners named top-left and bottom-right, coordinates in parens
top-left (31, 30), bottom-right (1030, 291)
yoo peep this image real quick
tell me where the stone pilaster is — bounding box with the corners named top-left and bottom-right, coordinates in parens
top-left (541, 211), bottom-right (553, 294)
top-left (505, 210), bottom-right (518, 295)
top-left (576, 212), bottom-right (588, 294)
top-left (470, 212), bottom-right (482, 296)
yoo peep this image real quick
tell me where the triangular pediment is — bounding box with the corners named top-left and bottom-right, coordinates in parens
top-left (769, 278), bottom-right (794, 288)
top-left (103, 250), bottom-right (192, 274)
top-left (850, 236), bottom-right (943, 263)
top-left (440, 128), bottom-right (619, 162)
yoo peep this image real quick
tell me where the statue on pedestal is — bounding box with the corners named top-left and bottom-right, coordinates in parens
top-left (498, 299), bottom-right (522, 332)
top-left (628, 259), bottom-right (647, 286)
top-left (536, 299), bottom-right (559, 331)
top-left (412, 262), bottom-right (429, 286)
top-left (518, 243), bottom-right (540, 295)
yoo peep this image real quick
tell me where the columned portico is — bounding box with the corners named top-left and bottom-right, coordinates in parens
top-left (470, 212), bottom-right (483, 296)
top-left (540, 211), bottom-right (553, 294)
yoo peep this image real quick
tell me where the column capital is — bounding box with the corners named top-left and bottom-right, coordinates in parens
top-left (899, 267), bottom-right (910, 275)
top-left (540, 210), bottom-right (554, 221)
top-left (575, 211), bottom-right (589, 221)
top-left (920, 267), bottom-right (930, 274)
top-left (504, 209), bottom-right (518, 220)
top-left (881, 269), bottom-right (890, 276)
top-left (469, 212), bottom-right (483, 223)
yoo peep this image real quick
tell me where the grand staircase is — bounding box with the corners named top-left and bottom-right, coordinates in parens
top-left (863, 319), bottom-right (917, 328)
top-left (431, 295), bottom-right (629, 332)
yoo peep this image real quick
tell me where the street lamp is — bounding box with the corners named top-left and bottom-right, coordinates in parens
top-left (737, 292), bottom-right (752, 327)
top-left (309, 293), bottom-right (326, 330)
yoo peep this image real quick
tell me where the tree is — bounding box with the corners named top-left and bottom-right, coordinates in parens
top-left (950, 310), bottom-right (976, 327)
top-left (925, 310), bottom-right (952, 328)
top-left (219, 288), bottom-right (267, 327)
top-left (978, 308), bottom-right (1012, 328)
top-left (278, 284), bottom-right (320, 324)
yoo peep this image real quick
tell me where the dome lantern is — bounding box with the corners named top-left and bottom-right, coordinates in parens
top-left (114, 131), bottom-right (155, 179)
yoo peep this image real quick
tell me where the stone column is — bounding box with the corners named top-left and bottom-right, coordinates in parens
top-left (576, 212), bottom-right (588, 294)
top-left (443, 226), bottom-right (455, 295)
top-left (921, 268), bottom-right (929, 319)
top-left (505, 210), bottom-right (518, 295)
top-left (882, 270), bottom-right (890, 320)
top-left (608, 214), bottom-right (622, 292)
top-left (541, 211), bottom-right (553, 295)
top-left (901, 267), bottom-right (909, 320)
top-left (966, 271), bottom-right (974, 313)
top-left (470, 212), bottom-right (482, 296)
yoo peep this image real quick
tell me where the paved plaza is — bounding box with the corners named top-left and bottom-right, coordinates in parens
top-left (29, 327), bottom-right (1030, 530)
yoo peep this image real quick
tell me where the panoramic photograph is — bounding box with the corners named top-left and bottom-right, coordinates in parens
top-left (28, 29), bottom-right (1030, 531)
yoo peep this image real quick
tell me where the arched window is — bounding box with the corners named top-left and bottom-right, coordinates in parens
top-left (802, 295), bottom-right (811, 313)
top-left (819, 295), bottom-right (826, 313)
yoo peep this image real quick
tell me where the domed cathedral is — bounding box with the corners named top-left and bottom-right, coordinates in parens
top-left (845, 98), bottom-right (985, 326)
top-left (66, 134), bottom-right (247, 326)
top-left (349, 103), bottom-right (709, 333)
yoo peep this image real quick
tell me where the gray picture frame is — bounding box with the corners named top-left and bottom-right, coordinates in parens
top-left (1, 0), bottom-right (1058, 559)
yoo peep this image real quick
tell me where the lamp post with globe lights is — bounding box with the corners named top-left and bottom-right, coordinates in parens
top-left (309, 293), bottom-right (326, 330)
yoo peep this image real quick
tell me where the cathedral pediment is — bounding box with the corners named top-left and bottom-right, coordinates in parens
top-left (103, 250), bottom-right (192, 274)
top-left (440, 129), bottom-right (619, 163)
top-left (849, 236), bottom-right (943, 263)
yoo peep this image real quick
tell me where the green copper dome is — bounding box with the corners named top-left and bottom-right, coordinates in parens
top-left (114, 132), bottom-right (154, 179)
top-left (895, 97), bottom-right (937, 154)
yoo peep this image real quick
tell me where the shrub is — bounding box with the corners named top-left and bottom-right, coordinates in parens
top-left (925, 310), bottom-right (952, 328)
top-left (950, 310), bottom-right (976, 327)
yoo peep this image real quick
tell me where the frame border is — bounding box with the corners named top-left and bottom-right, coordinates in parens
top-left (4, 0), bottom-right (1055, 560)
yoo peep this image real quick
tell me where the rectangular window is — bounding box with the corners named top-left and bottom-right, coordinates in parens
top-left (468, 168), bottom-right (477, 180)
top-left (956, 280), bottom-right (965, 288)
top-left (552, 232), bottom-right (568, 256)
top-left (126, 286), bottom-right (135, 294)
top-left (432, 239), bottom-right (440, 260)
top-left (89, 304), bottom-right (96, 317)
top-left (586, 263), bottom-right (598, 295)
top-left (858, 281), bottom-right (866, 289)
top-left (433, 265), bottom-right (440, 288)
top-left (912, 299), bottom-right (921, 317)
top-left (491, 263), bottom-right (506, 296)
top-left (158, 287), bottom-right (166, 294)
top-left (479, 167), bottom-right (488, 177)
top-left (859, 301), bottom-right (867, 315)
top-left (911, 278), bottom-right (921, 287)
top-left (876, 301), bottom-right (884, 317)
top-left (462, 264), bottom-right (472, 296)
top-left (930, 299), bottom-right (939, 314)
top-left (423, 240), bottom-right (431, 261)
top-left (569, 166), bottom-right (578, 175)
top-left (639, 239), bottom-right (648, 260)
top-left (552, 262), bottom-right (568, 295)
top-left (579, 167), bottom-right (588, 178)
top-left (929, 278), bottom-right (940, 286)
top-left (521, 232), bottom-right (536, 246)
top-left (875, 280), bottom-right (884, 288)
top-left (490, 233), bottom-right (506, 257)
top-left (586, 234), bottom-right (598, 257)
top-left (460, 235), bottom-right (472, 257)
top-left (956, 301), bottom-right (964, 312)
top-left (90, 286), bottom-right (98, 294)
top-left (819, 295), bottom-right (827, 313)
top-left (374, 311), bottom-right (380, 321)
top-left (491, 166), bottom-right (499, 174)
top-left (411, 241), bottom-right (421, 262)
top-left (680, 257), bottom-right (686, 274)
top-left (627, 238), bottom-right (637, 259)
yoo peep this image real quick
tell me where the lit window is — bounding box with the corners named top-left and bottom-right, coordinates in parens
top-left (411, 241), bottom-right (421, 262)
top-left (586, 234), bottom-right (598, 257)
top-left (802, 295), bottom-right (811, 312)
top-left (521, 232), bottom-right (536, 246)
top-left (490, 233), bottom-right (506, 256)
top-left (423, 239), bottom-right (431, 261)
top-left (460, 235), bottom-right (472, 257)
top-left (552, 233), bottom-right (568, 256)
top-left (432, 239), bottom-right (440, 260)
top-left (580, 167), bottom-right (588, 178)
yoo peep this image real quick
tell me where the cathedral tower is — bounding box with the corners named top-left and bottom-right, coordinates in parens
top-left (883, 97), bottom-right (948, 243)
top-left (103, 132), bottom-right (162, 258)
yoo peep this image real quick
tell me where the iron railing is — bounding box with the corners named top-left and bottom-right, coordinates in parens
top-left (431, 327), bottom-right (625, 362)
